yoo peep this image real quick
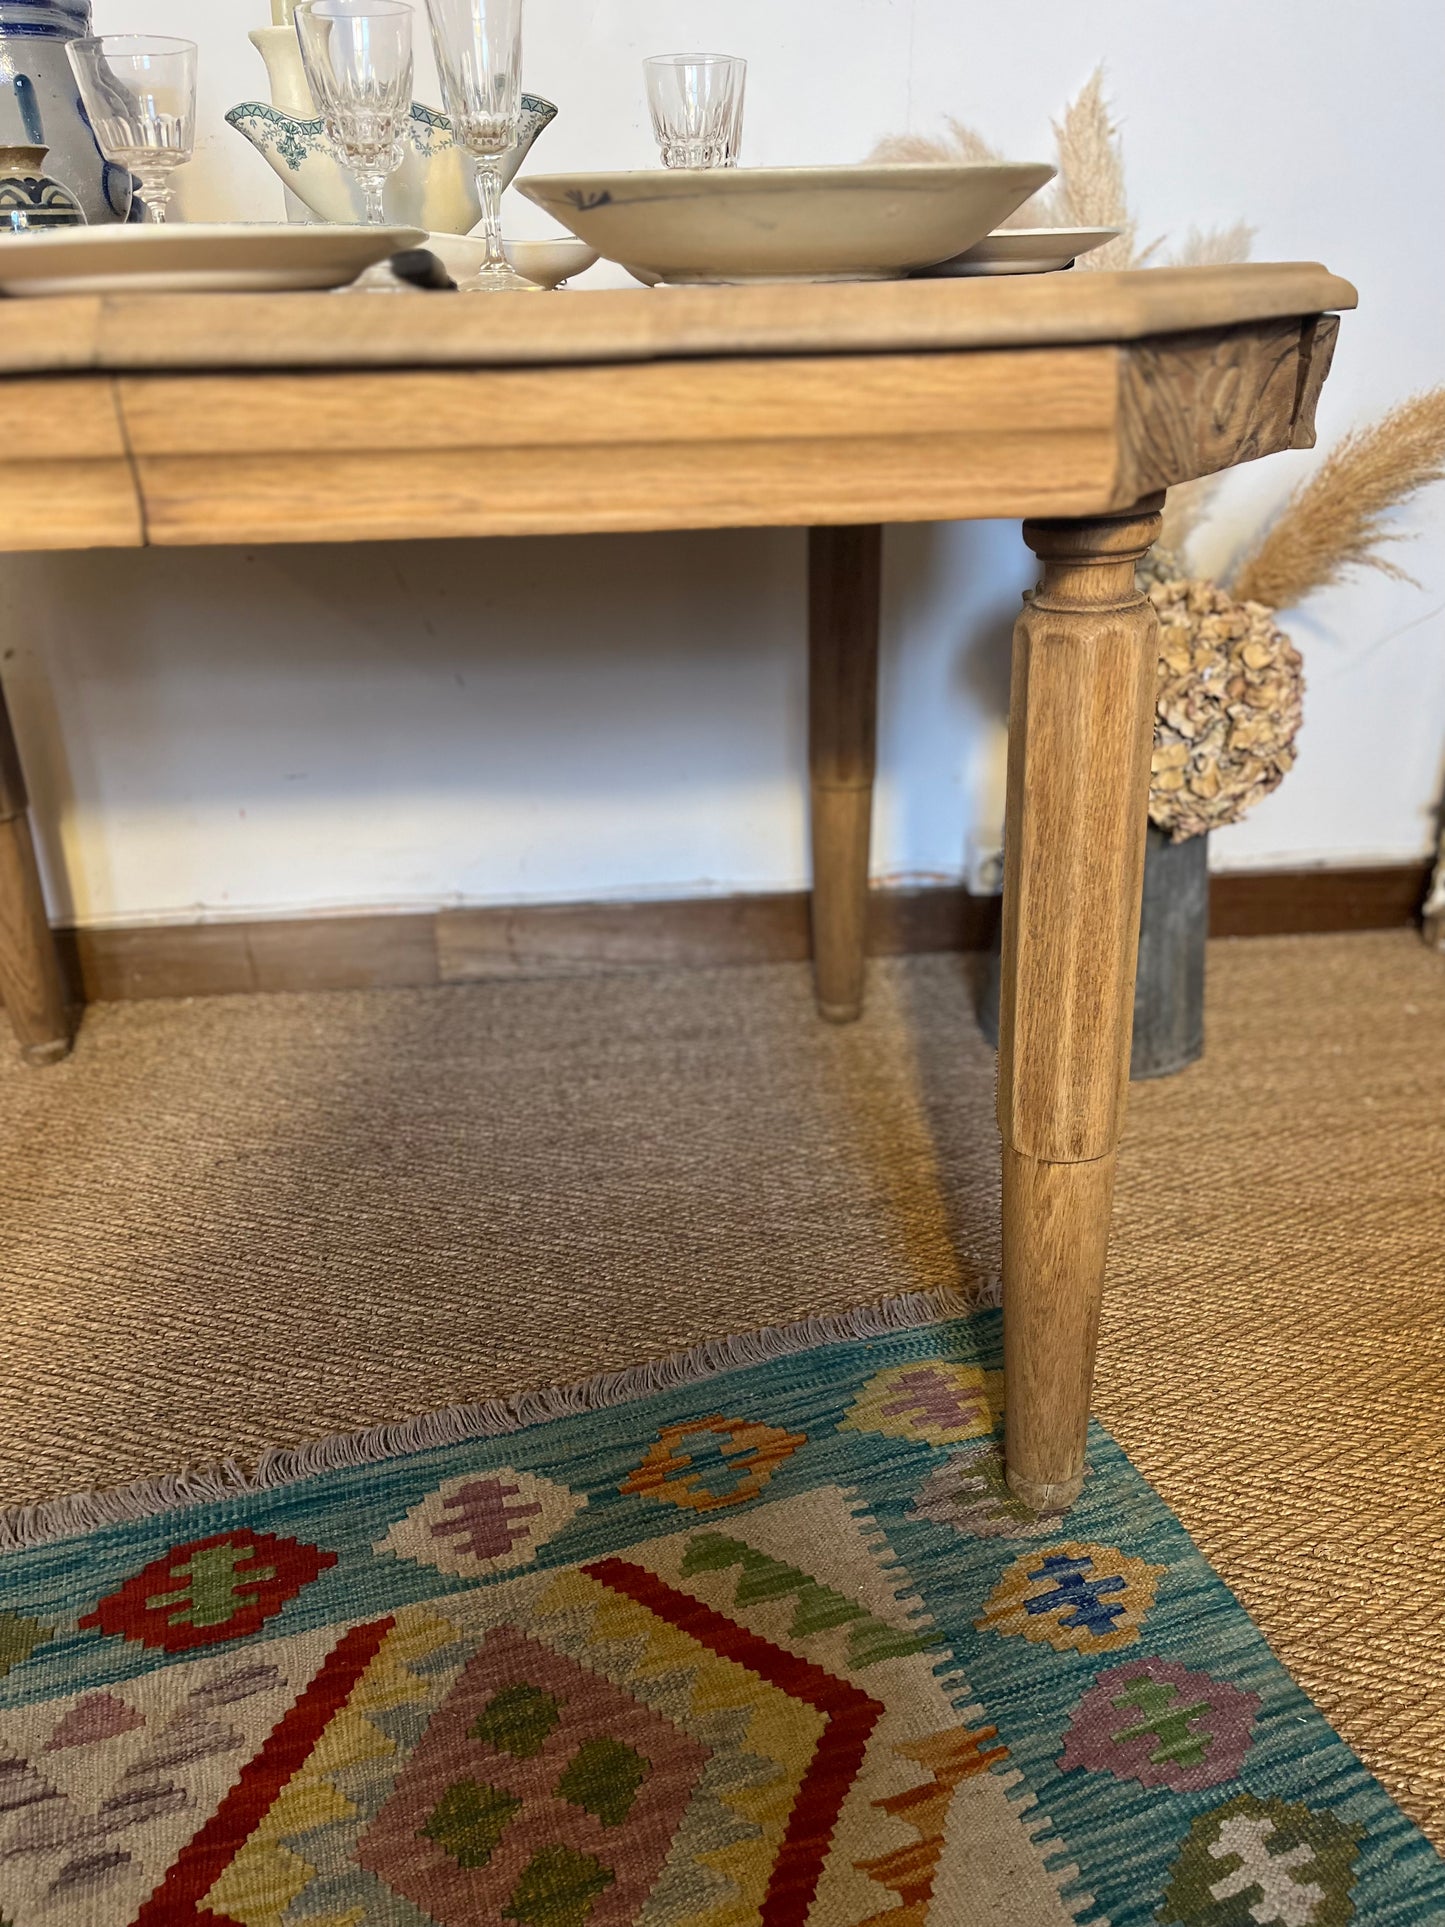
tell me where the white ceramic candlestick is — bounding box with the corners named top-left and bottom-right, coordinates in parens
top-left (249, 26), bottom-right (317, 115)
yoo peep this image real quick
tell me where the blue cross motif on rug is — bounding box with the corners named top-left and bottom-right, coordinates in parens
top-left (1023, 1551), bottom-right (1131, 1638)
top-left (978, 1538), bottom-right (1168, 1656)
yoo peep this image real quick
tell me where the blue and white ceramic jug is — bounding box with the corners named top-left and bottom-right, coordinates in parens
top-left (0, 0), bottom-right (131, 222)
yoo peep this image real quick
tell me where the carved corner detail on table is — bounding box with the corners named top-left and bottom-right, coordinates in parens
top-left (1113, 314), bottom-right (1346, 506)
top-left (1289, 312), bottom-right (1341, 451)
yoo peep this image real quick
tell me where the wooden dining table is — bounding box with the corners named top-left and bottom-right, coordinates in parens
top-left (0, 261), bottom-right (1356, 1513)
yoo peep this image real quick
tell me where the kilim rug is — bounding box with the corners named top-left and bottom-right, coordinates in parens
top-left (0, 1300), bottom-right (1441, 1927)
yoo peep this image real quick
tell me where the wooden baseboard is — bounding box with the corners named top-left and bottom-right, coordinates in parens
top-left (1208, 862), bottom-right (1434, 937)
top-left (57, 862), bottom-right (1432, 1005)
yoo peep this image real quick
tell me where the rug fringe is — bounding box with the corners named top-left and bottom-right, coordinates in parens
top-left (0, 1280), bottom-right (999, 1555)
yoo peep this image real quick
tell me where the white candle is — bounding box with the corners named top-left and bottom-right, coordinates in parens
top-left (271, 0), bottom-right (297, 24)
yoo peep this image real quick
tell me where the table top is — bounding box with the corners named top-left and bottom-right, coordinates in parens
top-left (0, 264), bottom-right (1355, 551)
top-left (0, 263), bottom-right (1356, 376)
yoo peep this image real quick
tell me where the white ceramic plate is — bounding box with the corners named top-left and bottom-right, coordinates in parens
top-left (518, 162), bottom-right (1056, 285)
top-left (913, 226), bottom-right (1120, 278)
top-left (0, 223), bottom-right (428, 298)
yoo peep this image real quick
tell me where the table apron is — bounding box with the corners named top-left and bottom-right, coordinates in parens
top-left (0, 318), bottom-right (1335, 549)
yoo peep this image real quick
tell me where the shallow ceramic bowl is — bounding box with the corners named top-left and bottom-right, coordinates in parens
top-left (503, 236), bottom-right (600, 288)
top-left (915, 225), bottom-right (1121, 278)
top-left (517, 161), bottom-right (1056, 285)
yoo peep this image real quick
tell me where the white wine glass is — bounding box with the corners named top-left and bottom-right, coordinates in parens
top-left (295, 0), bottom-right (414, 228)
top-left (424, 0), bottom-right (534, 292)
top-left (67, 35), bottom-right (197, 225)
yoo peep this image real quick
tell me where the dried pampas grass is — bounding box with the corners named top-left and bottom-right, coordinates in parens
top-left (1167, 221), bottom-right (1258, 269)
top-left (1231, 388), bottom-right (1445, 609)
top-left (869, 121), bottom-right (1063, 227)
top-left (1158, 475), bottom-right (1226, 565)
top-left (869, 131), bottom-right (966, 165)
top-left (872, 70), bottom-right (1445, 856)
top-left (871, 67), bottom-right (1257, 275)
top-left (1044, 69), bottom-right (1143, 270)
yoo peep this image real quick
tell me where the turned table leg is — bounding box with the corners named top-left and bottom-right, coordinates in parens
top-left (808, 525), bottom-right (881, 1022)
top-left (999, 500), bottom-right (1163, 1511)
top-left (0, 680), bottom-right (71, 1066)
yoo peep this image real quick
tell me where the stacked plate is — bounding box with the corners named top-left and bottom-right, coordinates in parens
top-left (916, 226), bottom-right (1120, 278)
top-left (0, 224), bottom-right (426, 298)
top-left (0, 176), bottom-right (1120, 297)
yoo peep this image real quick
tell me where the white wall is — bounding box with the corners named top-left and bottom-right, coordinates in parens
top-left (7, 0), bottom-right (1442, 925)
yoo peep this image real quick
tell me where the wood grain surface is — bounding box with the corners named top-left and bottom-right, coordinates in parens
top-left (808, 526), bottom-right (882, 1020)
top-left (0, 378), bottom-right (142, 550)
top-left (111, 349), bottom-right (1119, 543)
top-left (0, 264), bottom-right (1356, 375)
top-left (997, 505), bottom-right (1165, 1164)
top-left (1115, 319), bottom-right (1309, 500)
top-left (996, 502), bottom-right (1164, 1508)
top-left (1002, 1145), bottom-right (1118, 1510)
top-left (1288, 313), bottom-right (1341, 451)
top-left (0, 268), bottom-right (1355, 550)
top-left (0, 686), bottom-right (71, 1062)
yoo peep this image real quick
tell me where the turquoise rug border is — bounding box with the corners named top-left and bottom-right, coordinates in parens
top-left (1, 1303), bottom-right (1441, 1925)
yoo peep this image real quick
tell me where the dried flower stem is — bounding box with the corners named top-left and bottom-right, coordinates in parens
top-left (1231, 388), bottom-right (1445, 610)
top-left (869, 123), bottom-right (1062, 226)
top-left (1045, 68), bottom-right (1139, 269)
top-left (871, 68), bottom-right (1254, 272)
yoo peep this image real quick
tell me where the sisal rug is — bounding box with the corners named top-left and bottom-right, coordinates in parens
top-left (0, 1303), bottom-right (1441, 1927)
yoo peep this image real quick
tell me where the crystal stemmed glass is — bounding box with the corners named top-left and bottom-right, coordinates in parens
top-left (644, 53), bottom-right (746, 168)
top-left (424, 0), bottom-right (534, 292)
top-left (66, 35), bottom-right (197, 224)
top-left (295, 0), bottom-right (414, 228)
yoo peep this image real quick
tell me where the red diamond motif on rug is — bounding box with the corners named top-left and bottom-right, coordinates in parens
top-left (584, 1558), bottom-right (886, 1925)
top-left (79, 1531), bottom-right (337, 1654)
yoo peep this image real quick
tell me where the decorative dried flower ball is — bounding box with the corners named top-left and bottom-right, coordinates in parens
top-left (1142, 561), bottom-right (1305, 843)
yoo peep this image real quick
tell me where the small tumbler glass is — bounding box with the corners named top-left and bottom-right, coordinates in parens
top-left (644, 53), bottom-right (746, 168)
top-left (67, 34), bottom-right (197, 224)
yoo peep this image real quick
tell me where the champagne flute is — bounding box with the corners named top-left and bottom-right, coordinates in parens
top-left (67, 35), bottom-right (197, 225)
top-left (295, 0), bottom-right (414, 229)
top-left (424, 0), bottom-right (534, 292)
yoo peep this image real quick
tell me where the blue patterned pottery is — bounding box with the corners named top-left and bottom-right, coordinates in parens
top-left (0, 0), bottom-right (132, 223)
top-left (0, 140), bottom-right (83, 228)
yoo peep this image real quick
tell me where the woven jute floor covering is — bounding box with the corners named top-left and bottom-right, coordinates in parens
top-left (1, 930), bottom-right (1441, 1846)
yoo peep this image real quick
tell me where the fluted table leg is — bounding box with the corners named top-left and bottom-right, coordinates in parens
top-left (999, 498), bottom-right (1164, 1511)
